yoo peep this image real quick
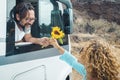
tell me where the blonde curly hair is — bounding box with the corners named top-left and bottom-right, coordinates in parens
top-left (80, 39), bottom-right (119, 80)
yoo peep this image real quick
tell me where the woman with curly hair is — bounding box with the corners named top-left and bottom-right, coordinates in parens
top-left (50, 38), bottom-right (119, 80)
top-left (79, 39), bottom-right (120, 80)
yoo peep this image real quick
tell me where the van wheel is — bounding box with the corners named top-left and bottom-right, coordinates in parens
top-left (66, 76), bottom-right (70, 80)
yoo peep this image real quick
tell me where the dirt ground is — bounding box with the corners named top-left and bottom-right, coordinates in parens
top-left (70, 33), bottom-right (120, 80)
top-left (70, 6), bottom-right (120, 80)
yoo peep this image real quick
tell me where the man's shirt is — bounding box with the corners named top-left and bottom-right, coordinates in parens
top-left (15, 22), bottom-right (31, 41)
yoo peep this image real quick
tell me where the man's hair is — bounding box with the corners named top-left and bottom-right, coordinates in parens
top-left (13, 2), bottom-right (34, 22)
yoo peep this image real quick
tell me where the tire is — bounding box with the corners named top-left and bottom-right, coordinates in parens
top-left (66, 75), bottom-right (70, 80)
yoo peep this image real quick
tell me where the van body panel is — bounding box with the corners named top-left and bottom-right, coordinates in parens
top-left (0, 56), bottom-right (71, 80)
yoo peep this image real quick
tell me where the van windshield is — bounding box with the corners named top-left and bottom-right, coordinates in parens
top-left (38, 0), bottom-right (64, 37)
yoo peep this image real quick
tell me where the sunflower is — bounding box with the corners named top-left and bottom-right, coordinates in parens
top-left (51, 26), bottom-right (65, 44)
top-left (51, 26), bottom-right (65, 39)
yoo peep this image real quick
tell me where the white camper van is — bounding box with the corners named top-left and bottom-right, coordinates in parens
top-left (0, 0), bottom-right (73, 80)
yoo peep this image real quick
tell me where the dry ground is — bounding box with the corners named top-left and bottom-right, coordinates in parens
top-left (69, 6), bottom-right (120, 79)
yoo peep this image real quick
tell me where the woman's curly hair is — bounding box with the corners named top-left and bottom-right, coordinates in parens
top-left (80, 39), bottom-right (119, 80)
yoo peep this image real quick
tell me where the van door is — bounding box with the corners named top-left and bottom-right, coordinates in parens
top-left (0, 0), bottom-right (73, 80)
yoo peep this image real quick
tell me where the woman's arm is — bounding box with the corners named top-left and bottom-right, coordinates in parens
top-left (49, 38), bottom-right (65, 54)
top-left (60, 50), bottom-right (87, 80)
top-left (49, 38), bottom-right (87, 80)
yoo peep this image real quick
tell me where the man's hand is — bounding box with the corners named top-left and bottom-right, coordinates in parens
top-left (39, 37), bottom-right (50, 47)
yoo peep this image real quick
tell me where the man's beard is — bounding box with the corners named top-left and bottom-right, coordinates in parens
top-left (24, 23), bottom-right (32, 28)
top-left (17, 22), bottom-right (32, 31)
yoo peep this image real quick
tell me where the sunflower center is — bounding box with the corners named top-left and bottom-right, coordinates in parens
top-left (54, 30), bottom-right (60, 35)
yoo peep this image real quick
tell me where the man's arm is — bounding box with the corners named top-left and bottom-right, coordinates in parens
top-left (24, 34), bottom-right (49, 46)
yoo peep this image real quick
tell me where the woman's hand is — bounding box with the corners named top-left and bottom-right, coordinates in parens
top-left (49, 38), bottom-right (59, 49)
top-left (49, 38), bottom-right (65, 54)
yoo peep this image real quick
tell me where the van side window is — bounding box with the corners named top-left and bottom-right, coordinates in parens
top-left (6, 0), bottom-right (71, 56)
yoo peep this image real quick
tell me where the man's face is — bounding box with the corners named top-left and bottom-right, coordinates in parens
top-left (17, 10), bottom-right (35, 28)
